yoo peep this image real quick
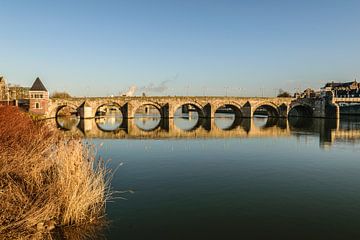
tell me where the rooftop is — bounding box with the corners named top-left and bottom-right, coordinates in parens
top-left (30, 77), bottom-right (47, 91)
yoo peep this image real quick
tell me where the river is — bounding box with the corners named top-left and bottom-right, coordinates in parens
top-left (55, 113), bottom-right (360, 239)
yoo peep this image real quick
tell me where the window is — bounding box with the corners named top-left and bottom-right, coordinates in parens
top-left (35, 102), bottom-right (41, 109)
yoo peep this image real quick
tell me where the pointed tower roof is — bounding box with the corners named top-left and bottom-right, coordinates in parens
top-left (30, 77), bottom-right (47, 91)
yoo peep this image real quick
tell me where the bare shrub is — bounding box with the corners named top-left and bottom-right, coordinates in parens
top-left (0, 105), bottom-right (109, 239)
top-left (51, 91), bottom-right (72, 99)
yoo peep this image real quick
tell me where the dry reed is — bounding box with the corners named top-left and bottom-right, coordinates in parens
top-left (0, 106), bottom-right (110, 239)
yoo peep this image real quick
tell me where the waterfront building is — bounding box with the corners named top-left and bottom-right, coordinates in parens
top-left (29, 77), bottom-right (49, 115)
top-left (322, 80), bottom-right (360, 97)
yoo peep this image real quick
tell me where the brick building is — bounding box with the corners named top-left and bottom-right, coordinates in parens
top-left (29, 77), bottom-right (49, 115)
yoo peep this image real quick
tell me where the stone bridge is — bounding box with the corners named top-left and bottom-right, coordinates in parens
top-left (47, 96), bottom-right (294, 119)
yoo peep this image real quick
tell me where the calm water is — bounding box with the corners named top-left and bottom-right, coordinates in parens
top-left (55, 114), bottom-right (360, 239)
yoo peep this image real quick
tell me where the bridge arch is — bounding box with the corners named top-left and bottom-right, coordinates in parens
top-left (95, 102), bottom-right (123, 117)
top-left (131, 101), bottom-right (163, 131)
top-left (173, 102), bottom-right (205, 118)
top-left (173, 102), bottom-right (206, 131)
top-left (213, 102), bottom-right (243, 130)
top-left (288, 103), bottom-right (313, 118)
top-left (132, 101), bottom-right (163, 118)
top-left (252, 102), bottom-right (280, 117)
top-left (214, 102), bottom-right (243, 117)
top-left (50, 104), bottom-right (79, 118)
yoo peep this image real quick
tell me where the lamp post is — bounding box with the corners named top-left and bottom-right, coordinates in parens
top-left (225, 86), bottom-right (229, 97)
top-left (202, 86), bottom-right (208, 96)
top-left (238, 87), bottom-right (243, 97)
top-left (185, 85), bottom-right (189, 96)
top-left (260, 87), bottom-right (264, 97)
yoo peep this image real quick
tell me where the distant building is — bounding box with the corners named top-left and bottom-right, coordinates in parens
top-left (0, 76), bottom-right (7, 100)
top-left (29, 77), bottom-right (49, 115)
top-left (0, 76), bottom-right (31, 101)
top-left (8, 85), bottom-right (30, 100)
top-left (322, 80), bottom-right (360, 98)
top-left (300, 88), bottom-right (317, 98)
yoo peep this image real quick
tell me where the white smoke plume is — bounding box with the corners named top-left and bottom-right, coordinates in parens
top-left (121, 85), bottom-right (137, 96)
top-left (139, 80), bottom-right (170, 94)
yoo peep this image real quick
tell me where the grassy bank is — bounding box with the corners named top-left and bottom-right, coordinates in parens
top-left (0, 106), bottom-right (109, 239)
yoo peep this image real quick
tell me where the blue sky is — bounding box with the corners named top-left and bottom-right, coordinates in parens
top-left (1, 0), bottom-right (360, 96)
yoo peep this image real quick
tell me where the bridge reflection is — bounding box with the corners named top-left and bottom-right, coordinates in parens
top-left (53, 115), bottom-right (360, 148)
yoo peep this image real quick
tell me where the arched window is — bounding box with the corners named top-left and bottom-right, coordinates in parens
top-left (35, 102), bottom-right (40, 109)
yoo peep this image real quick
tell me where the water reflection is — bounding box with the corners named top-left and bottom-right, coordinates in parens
top-left (174, 106), bottom-right (202, 131)
top-left (134, 105), bottom-right (162, 131)
top-left (51, 115), bottom-right (360, 239)
top-left (214, 113), bottom-right (237, 130)
top-left (56, 115), bottom-right (80, 131)
top-left (134, 116), bottom-right (161, 131)
top-left (95, 113), bottom-right (123, 132)
top-left (52, 114), bottom-right (360, 148)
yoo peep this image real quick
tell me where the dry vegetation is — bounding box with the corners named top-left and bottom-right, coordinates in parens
top-left (50, 91), bottom-right (72, 99)
top-left (0, 106), bottom-right (110, 239)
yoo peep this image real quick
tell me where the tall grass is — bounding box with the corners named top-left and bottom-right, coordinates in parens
top-left (0, 106), bottom-right (110, 239)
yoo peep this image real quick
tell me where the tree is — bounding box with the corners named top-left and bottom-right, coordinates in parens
top-left (277, 89), bottom-right (292, 98)
top-left (51, 91), bottom-right (72, 99)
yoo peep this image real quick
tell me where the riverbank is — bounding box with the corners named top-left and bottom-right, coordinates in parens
top-left (0, 106), bottom-right (109, 239)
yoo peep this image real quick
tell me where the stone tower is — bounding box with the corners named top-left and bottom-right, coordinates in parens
top-left (29, 77), bottom-right (49, 115)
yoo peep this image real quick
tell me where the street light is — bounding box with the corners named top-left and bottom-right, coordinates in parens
top-left (238, 87), bottom-right (243, 97)
top-left (260, 87), bottom-right (264, 97)
top-left (225, 86), bottom-right (229, 96)
top-left (202, 86), bottom-right (208, 96)
top-left (184, 85), bottom-right (190, 96)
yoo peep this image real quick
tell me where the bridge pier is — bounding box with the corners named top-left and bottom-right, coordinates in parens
top-left (242, 102), bottom-right (253, 118)
top-left (313, 98), bottom-right (340, 119)
top-left (78, 100), bottom-right (94, 119)
top-left (278, 104), bottom-right (289, 118)
top-left (162, 103), bottom-right (174, 118)
top-left (202, 103), bottom-right (213, 118)
top-left (78, 118), bottom-right (94, 134)
top-left (121, 103), bottom-right (132, 119)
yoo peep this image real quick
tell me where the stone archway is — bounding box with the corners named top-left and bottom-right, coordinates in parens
top-left (288, 104), bottom-right (314, 118)
top-left (252, 102), bottom-right (280, 117)
top-left (173, 101), bottom-right (206, 118)
top-left (213, 102), bottom-right (243, 130)
top-left (129, 101), bottom-right (163, 118)
top-left (95, 102), bottom-right (123, 117)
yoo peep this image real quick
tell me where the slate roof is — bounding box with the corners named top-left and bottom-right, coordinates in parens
top-left (30, 77), bottom-right (47, 91)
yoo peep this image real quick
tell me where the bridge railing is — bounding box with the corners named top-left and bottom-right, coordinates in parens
top-left (334, 97), bottom-right (360, 103)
